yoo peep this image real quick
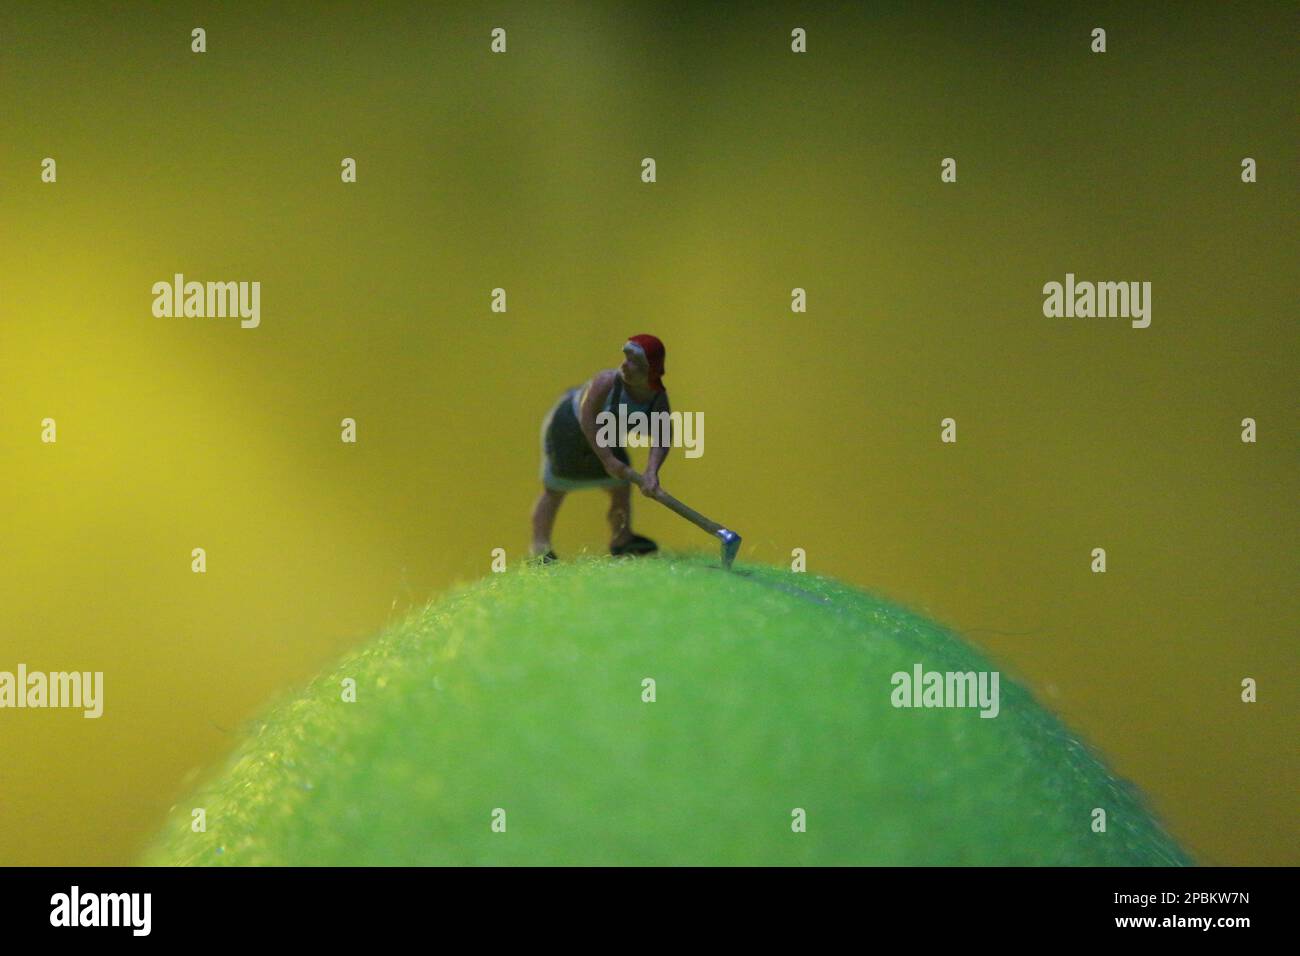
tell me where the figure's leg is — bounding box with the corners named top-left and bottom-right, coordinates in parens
top-left (607, 483), bottom-right (633, 549)
top-left (608, 482), bottom-right (659, 556)
top-left (531, 488), bottom-right (566, 556)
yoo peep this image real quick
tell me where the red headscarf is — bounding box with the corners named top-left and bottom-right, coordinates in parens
top-left (626, 334), bottom-right (666, 391)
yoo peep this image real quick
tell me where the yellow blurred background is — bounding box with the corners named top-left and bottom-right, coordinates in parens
top-left (1, 1), bottom-right (1295, 865)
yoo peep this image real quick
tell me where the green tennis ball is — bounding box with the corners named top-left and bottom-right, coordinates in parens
top-left (144, 554), bottom-right (1191, 865)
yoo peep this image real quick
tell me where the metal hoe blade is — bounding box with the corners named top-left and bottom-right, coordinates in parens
top-left (717, 529), bottom-right (741, 569)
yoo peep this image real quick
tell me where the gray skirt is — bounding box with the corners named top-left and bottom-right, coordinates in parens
top-left (539, 387), bottom-right (631, 491)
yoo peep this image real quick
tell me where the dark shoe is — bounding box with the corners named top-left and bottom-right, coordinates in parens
top-left (529, 550), bottom-right (558, 566)
top-left (611, 534), bottom-right (657, 557)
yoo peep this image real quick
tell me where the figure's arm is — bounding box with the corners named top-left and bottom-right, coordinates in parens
top-left (641, 391), bottom-right (671, 496)
top-left (578, 370), bottom-right (626, 479)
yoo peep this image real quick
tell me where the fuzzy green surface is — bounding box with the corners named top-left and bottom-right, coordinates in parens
top-left (144, 554), bottom-right (1191, 866)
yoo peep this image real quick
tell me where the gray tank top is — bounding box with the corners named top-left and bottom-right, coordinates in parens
top-left (572, 374), bottom-right (667, 419)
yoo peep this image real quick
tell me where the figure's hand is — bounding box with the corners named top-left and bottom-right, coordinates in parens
top-left (638, 470), bottom-right (660, 498)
